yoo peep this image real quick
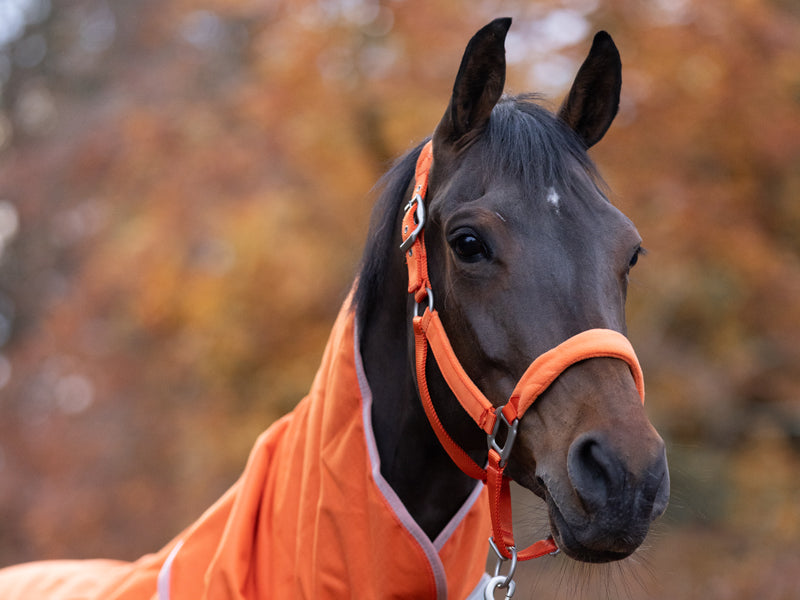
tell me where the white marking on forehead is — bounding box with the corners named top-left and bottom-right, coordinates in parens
top-left (546, 187), bottom-right (560, 212)
top-left (494, 211), bottom-right (506, 222)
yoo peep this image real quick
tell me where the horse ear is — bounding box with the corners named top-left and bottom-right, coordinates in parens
top-left (558, 31), bottom-right (622, 148)
top-left (434, 18), bottom-right (511, 150)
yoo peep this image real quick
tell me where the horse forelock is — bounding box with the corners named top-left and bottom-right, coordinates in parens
top-left (483, 95), bottom-right (606, 204)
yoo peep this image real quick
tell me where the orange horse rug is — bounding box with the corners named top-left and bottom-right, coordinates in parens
top-left (0, 299), bottom-right (490, 599)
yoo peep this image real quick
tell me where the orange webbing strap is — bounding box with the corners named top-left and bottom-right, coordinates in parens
top-left (413, 313), bottom-right (488, 482)
top-left (416, 309), bottom-right (498, 434)
top-left (402, 141), bottom-right (433, 299)
top-left (510, 328), bottom-right (645, 416)
top-left (487, 450), bottom-right (559, 560)
top-left (414, 140), bottom-right (433, 199)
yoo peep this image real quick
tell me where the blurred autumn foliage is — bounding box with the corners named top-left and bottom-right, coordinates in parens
top-left (0, 0), bottom-right (799, 597)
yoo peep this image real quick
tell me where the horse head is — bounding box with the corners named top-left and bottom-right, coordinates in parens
top-left (420, 19), bottom-right (669, 563)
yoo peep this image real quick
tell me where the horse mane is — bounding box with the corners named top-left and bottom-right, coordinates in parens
top-left (354, 94), bottom-right (604, 324)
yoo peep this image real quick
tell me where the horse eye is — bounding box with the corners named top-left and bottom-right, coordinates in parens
top-left (629, 246), bottom-right (645, 269)
top-left (451, 233), bottom-right (488, 262)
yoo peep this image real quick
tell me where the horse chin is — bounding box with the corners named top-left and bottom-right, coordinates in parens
top-left (512, 472), bottom-right (632, 563)
top-left (544, 490), bottom-right (645, 564)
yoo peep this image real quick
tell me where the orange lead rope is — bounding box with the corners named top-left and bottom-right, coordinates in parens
top-left (400, 141), bottom-right (645, 583)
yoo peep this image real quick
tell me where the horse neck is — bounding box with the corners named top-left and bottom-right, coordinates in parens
top-left (359, 237), bottom-right (476, 541)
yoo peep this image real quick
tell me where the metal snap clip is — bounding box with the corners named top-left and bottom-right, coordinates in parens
top-left (484, 575), bottom-right (516, 599)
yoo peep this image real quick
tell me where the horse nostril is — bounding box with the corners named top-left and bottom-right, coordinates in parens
top-left (567, 433), bottom-right (621, 513)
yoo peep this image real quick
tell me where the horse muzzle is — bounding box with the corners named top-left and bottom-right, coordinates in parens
top-left (543, 429), bottom-right (670, 563)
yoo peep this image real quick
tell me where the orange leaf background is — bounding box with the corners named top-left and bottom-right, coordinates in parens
top-left (0, 0), bottom-right (799, 597)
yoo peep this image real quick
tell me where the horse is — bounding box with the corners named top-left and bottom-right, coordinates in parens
top-left (0, 17), bottom-right (668, 599)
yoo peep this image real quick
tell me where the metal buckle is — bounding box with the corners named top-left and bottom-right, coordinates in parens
top-left (399, 191), bottom-right (426, 254)
top-left (487, 405), bottom-right (519, 468)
